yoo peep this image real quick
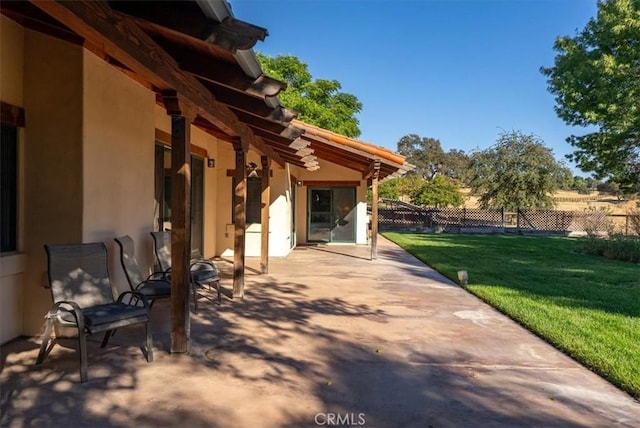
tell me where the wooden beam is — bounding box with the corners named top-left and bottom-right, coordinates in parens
top-left (232, 141), bottom-right (247, 298)
top-left (111, 2), bottom-right (267, 52)
top-left (161, 43), bottom-right (285, 97)
top-left (162, 91), bottom-right (196, 353)
top-left (155, 128), bottom-right (208, 158)
top-left (369, 160), bottom-right (381, 261)
top-left (363, 158), bottom-right (382, 180)
top-left (302, 181), bottom-right (361, 187)
top-left (29, 0), bottom-right (284, 166)
top-left (260, 156), bottom-right (271, 274)
top-left (199, 79), bottom-right (279, 119)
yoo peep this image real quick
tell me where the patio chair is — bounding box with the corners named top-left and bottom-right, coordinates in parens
top-left (114, 235), bottom-right (171, 306)
top-left (36, 243), bottom-right (153, 383)
top-left (150, 231), bottom-right (221, 312)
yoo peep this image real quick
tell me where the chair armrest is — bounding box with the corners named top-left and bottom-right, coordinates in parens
top-left (118, 291), bottom-right (151, 310)
top-left (190, 259), bottom-right (218, 272)
top-left (146, 270), bottom-right (170, 281)
top-left (45, 300), bottom-right (85, 331)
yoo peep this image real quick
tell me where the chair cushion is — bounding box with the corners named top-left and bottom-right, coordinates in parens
top-left (83, 303), bottom-right (148, 326)
top-left (138, 279), bottom-right (171, 297)
top-left (190, 264), bottom-right (219, 283)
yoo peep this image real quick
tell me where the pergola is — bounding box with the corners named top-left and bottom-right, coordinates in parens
top-left (1, 0), bottom-right (412, 353)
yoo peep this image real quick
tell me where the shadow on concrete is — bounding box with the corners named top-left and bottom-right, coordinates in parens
top-left (2, 238), bottom-right (638, 427)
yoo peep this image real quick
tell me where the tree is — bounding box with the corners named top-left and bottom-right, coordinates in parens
top-left (411, 175), bottom-right (465, 208)
top-left (257, 53), bottom-right (363, 137)
top-left (441, 149), bottom-right (471, 183)
top-left (467, 131), bottom-right (572, 211)
top-left (378, 179), bottom-right (400, 200)
top-left (396, 134), bottom-right (445, 180)
top-left (540, 0), bottom-right (640, 190)
top-left (396, 134), bottom-right (470, 182)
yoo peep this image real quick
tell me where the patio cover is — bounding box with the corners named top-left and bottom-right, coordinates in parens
top-left (0, 0), bottom-right (412, 351)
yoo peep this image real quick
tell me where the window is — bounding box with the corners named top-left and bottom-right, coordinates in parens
top-left (1, 124), bottom-right (18, 253)
top-left (232, 176), bottom-right (261, 224)
top-left (154, 144), bottom-right (205, 256)
top-left (247, 177), bottom-right (262, 224)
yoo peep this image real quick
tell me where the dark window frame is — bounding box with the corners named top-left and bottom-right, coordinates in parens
top-left (231, 176), bottom-right (262, 224)
top-left (1, 124), bottom-right (18, 253)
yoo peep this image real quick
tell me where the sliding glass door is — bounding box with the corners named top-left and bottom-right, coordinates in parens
top-left (307, 187), bottom-right (356, 243)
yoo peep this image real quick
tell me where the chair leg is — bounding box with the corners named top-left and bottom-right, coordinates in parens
top-left (216, 280), bottom-right (221, 304)
top-left (101, 330), bottom-right (113, 348)
top-left (36, 318), bottom-right (55, 365)
top-left (192, 282), bottom-right (198, 314)
top-left (78, 332), bottom-right (88, 383)
top-left (145, 322), bottom-right (154, 362)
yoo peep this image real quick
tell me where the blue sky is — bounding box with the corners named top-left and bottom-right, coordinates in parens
top-left (233, 0), bottom-right (598, 175)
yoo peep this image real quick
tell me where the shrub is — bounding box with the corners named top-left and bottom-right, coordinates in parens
top-left (576, 234), bottom-right (640, 263)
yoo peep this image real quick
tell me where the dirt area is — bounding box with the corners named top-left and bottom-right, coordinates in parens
top-left (462, 189), bottom-right (638, 215)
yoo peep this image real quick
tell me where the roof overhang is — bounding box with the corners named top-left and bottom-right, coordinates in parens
top-left (1, 0), bottom-right (412, 178)
top-left (292, 120), bottom-right (414, 181)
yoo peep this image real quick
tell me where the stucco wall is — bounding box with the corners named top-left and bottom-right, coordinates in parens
top-left (191, 126), bottom-right (218, 259)
top-left (154, 105), bottom-right (220, 259)
top-left (82, 51), bottom-right (156, 293)
top-left (264, 166), bottom-right (294, 257)
top-left (292, 160), bottom-right (368, 245)
top-left (0, 16), bottom-right (23, 106)
top-left (0, 16), bottom-right (25, 343)
top-left (215, 147), bottom-right (294, 258)
top-left (22, 31), bottom-right (84, 335)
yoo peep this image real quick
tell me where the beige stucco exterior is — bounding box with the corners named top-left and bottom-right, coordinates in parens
top-left (0, 17), bottom-right (375, 343)
top-left (0, 16), bottom-right (25, 342)
top-left (292, 160), bottom-right (370, 245)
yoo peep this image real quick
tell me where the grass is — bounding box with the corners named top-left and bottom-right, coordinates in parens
top-left (383, 232), bottom-right (640, 399)
top-left (576, 235), bottom-right (640, 263)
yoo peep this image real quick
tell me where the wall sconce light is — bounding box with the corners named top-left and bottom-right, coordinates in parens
top-left (296, 180), bottom-right (303, 187)
top-left (247, 162), bottom-right (259, 178)
top-left (207, 158), bottom-right (215, 168)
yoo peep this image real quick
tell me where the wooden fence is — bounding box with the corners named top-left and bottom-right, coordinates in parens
top-left (377, 199), bottom-right (638, 235)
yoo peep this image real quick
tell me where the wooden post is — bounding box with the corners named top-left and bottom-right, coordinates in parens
top-left (260, 156), bottom-right (271, 274)
top-left (233, 140), bottom-right (247, 298)
top-left (162, 91), bottom-right (195, 354)
top-left (370, 161), bottom-right (381, 260)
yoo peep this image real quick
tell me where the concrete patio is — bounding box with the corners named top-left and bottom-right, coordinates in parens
top-left (2, 236), bottom-right (639, 427)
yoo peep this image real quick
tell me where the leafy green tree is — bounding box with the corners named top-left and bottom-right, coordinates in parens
top-left (441, 149), bottom-right (471, 183)
top-left (540, 0), bottom-right (640, 190)
top-left (396, 135), bottom-right (470, 182)
top-left (396, 134), bottom-right (445, 180)
top-left (572, 176), bottom-right (592, 194)
top-left (467, 131), bottom-right (571, 211)
top-left (257, 53), bottom-right (362, 137)
top-left (378, 179), bottom-right (400, 200)
top-left (411, 175), bottom-right (465, 208)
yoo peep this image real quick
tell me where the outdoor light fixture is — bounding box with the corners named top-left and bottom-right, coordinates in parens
top-left (247, 162), bottom-right (259, 178)
top-left (457, 270), bottom-right (468, 285)
top-left (296, 180), bottom-right (303, 187)
top-left (207, 158), bottom-right (215, 168)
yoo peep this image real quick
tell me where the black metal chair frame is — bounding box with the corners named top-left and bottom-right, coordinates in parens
top-left (36, 243), bottom-right (153, 383)
top-left (150, 231), bottom-right (221, 312)
top-left (114, 235), bottom-right (171, 307)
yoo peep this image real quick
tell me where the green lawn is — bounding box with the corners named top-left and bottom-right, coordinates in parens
top-left (383, 232), bottom-right (640, 399)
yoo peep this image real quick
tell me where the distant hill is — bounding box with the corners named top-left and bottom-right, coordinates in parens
top-left (461, 189), bottom-right (637, 215)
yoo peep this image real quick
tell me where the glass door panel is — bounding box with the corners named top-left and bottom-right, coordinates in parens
top-left (191, 156), bottom-right (204, 257)
top-left (308, 188), bottom-right (332, 242)
top-left (331, 187), bottom-right (356, 242)
top-left (307, 187), bottom-right (356, 243)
